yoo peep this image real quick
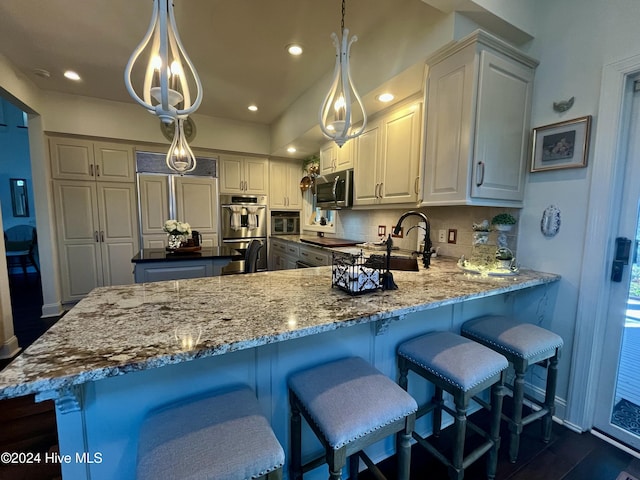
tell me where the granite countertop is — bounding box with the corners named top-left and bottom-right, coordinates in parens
top-left (132, 246), bottom-right (243, 263)
top-left (0, 258), bottom-right (560, 400)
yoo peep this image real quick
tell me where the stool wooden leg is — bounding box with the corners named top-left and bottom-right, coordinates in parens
top-left (266, 468), bottom-right (283, 480)
top-left (397, 413), bottom-right (415, 480)
top-left (398, 358), bottom-right (409, 391)
top-left (450, 399), bottom-right (468, 480)
top-left (509, 368), bottom-right (526, 463)
top-left (487, 378), bottom-right (506, 480)
top-left (290, 394), bottom-right (303, 480)
top-left (349, 454), bottom-right (359, 480)
top-left (542, 352), bottom-right (559, 443)
top-left (328, 448), bottom-right (347, 480)
top-left (432, 386), bottom-right (444, 438)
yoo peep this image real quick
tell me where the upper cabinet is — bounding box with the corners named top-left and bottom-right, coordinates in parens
top-left (50, 137), bottom-right (135, 182)
top-left (219, 154), bottom-right (268, 195)
top-left (269, 159), bottom-right (303, 210)
top-left (420, 30), bottom-right (537, 207)
top-left (319, 140), bottom-right (354, 174)
top-left (354, 100), bottom-right (422, 206)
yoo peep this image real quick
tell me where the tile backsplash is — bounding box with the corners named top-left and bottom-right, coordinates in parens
top-left (331, 206), bottom-right (519, 259)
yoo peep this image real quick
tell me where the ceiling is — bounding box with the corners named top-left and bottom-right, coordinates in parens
top-left (0, 0), bottom-right (422, 129)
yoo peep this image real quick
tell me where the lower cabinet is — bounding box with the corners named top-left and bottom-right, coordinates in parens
top-left (133, 259), bottom-right (230, 283)
top-left (53, 181), bottom-right (139, 303)
top-left (270, 238), bottom-right (331, 270)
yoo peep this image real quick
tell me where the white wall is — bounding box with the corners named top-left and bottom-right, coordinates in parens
top-left (515, 0), bottom-right (640, 418)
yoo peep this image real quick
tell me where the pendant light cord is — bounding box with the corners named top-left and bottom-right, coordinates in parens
top-left (341, 0), bottom-right (346, 31)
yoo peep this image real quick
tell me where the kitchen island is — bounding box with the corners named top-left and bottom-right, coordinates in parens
top-left (0, 258), bottom-right (559, 479)
top-left (131, 246), bottom-right (243, 283)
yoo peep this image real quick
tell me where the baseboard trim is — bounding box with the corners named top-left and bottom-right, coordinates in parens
top-left (591, 428), bottom-right (640, 459)
top-left (0, 335), bottom-right (21, 360)
top-left (41, 302), bottom-right (63, 318)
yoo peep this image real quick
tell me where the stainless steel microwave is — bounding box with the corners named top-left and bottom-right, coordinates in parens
top-left (315, 169), bottom-right (353, 209)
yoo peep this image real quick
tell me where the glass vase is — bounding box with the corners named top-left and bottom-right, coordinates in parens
top-left (167, 234), bottom-right (184, 250)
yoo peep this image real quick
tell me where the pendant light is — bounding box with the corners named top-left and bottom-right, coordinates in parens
top-left (166, 118), bottom-right (196, 173)
top-left (124, 0), bottom-right (202, 123)
top-left (319, 0), bottom-right (367, 148)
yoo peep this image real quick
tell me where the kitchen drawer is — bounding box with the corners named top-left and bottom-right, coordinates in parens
top-left (285, 244), bottom-right (300, 256)
top-left (271, 240), bottom-right (288, 255)
top-left (298, 245), bottom-right (330, 266)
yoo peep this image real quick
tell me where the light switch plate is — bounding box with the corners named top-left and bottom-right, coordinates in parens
top-left (378, 225), bottom-right (386, 236)
top-left (438, 230), bottom-right (446, 243)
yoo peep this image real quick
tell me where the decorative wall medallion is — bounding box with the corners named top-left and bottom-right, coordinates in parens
top-left (160, 116), bottom-right (196, 142)
top-left (541, 205), bottom-right (561, 237)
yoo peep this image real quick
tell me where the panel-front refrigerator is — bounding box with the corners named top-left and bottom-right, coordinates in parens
top-left (136, 151), bottom-right (220, 249)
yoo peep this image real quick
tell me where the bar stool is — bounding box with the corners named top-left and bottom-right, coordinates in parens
top-left (137, 385), bottom-right (285, 480)
top-left (461, 315), bottom-right (563, 463)
top-left (288, 357), bottom-right (417, 480)
top-left (397, 331), bottom-right (508, 480)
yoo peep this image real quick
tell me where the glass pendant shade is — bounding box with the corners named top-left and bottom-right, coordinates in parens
top-left (319, 26), bottom-right (367, 148)
top-left (166, 118), bottom-right (196, 173)
top-left (124, 0), bottom-right (202, 124)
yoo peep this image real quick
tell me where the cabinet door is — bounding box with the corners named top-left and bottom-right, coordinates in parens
top-left (174, 176), bottom-right (219, 247)
top-left (138, 174), bottom-right (170, 249)
top-left (353, 122), bottom-right (381, 205)
top-left (94, 142), bottom-right (135, 182)
top-left (97, 183), bottom-right (138, 286)
top-left (50, 138), bottom-right (96, 180)
top-left (421, 51), bottom-right (475, 205)
top-left (219, 155), bottom-right (244, 193)
top-left (53, 181), bottom-right (103, 302)
top-left (336, 139), bottom-right (354, 170)
top-left (285, 162), bottom-right (303, 209)
top-left (269, 161), bottom-right (289, 209)
top-left (471, 50), bottom-right (533, 202)
top-left (380, 103), bottom-right (422, 204)
top-left (319, 142), bottom-right (337, 174)
top-left (244, 157), bottom-right (268, 195)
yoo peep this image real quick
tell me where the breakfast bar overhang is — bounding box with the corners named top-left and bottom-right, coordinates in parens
top-left (0, 258), bottom-right (560, 480)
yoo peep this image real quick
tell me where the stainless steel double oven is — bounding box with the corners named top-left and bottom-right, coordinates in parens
top-left (220, 194), bottom-right (267, 274)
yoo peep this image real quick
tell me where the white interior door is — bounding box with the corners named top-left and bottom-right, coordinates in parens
top-left (593, 75), bottom-right (640, 449)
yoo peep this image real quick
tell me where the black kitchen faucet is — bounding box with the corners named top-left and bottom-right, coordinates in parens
top-left (393, 211), bottom-right (432, 268)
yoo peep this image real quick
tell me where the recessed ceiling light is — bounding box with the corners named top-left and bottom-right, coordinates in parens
top-left (248, 105), bottom-right (258, 112)
top-left (286, 44), bottom-right (303, 56)
top-left (287, 146), bottom-right (297, 153)
top-left (377, 93), bottom-right (394, 103)
top-left (64, 70), bottom-right (81, 81)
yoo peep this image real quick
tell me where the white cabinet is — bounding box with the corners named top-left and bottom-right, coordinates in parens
top-left (138, 174), bottom-right (219, 249)
top-left (421, 30), bottom-right (537, 207)
top-left (269, 159), bottom-right (303, 210)
top-left (354, 101), bottom-right (422, 206)
top-left (53, 181), bottom-right (138, 303)
top-left (50, 137), bottom-right (134, 182)
top-left (219, 154), bottom-right (268, 194)
top-left (319, 140), bottom-right (353, 174)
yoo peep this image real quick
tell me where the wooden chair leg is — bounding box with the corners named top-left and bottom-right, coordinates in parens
top-left (397, 414), bottom-right (415, 480)
top-left (349, 454), bottom-right (359, 480)
top-left (542, 352), bottom-right (559, 443)
top-left (487, 378), bottom-right (506, 480)
top-left (290, 394), bottom-right (303, 480)
top-left (509, 368), bottom-right (526, 463)
top-left (328, 447), bottom-right (347, 480)
top-left (451, 398), bottom-right (468, 480)
top-left (432, 387), bottom-right (444, 437)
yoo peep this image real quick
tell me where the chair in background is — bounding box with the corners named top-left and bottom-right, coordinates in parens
top-left (4, 225), bottom-right (39, 276)
top-left (244, 239), bottom-right (263, 273)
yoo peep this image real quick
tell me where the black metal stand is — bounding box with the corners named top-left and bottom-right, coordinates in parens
top-left (381, 234), bottom-right (398, 290)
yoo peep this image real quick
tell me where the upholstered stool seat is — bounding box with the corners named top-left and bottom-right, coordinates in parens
top-left (398, 331), bottom-right (508, 480)
top-left (461, 315), bottom-right (563, 463)
top-left (137, 385), bottom-right (285, 480)
top-left (288, 357), bottom-right (417, 480)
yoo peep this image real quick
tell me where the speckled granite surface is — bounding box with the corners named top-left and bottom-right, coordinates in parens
top-left (0, 258), bottom-right (559, 400)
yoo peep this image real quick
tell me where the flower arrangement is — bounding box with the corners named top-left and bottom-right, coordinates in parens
top-left (163, 219), bottom-right (192, 236)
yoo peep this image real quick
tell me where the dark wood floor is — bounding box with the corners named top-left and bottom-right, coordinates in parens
top-left (358, 407), bottom-right (640, 480)
top-left (1, 273), bottom-right (639, 479)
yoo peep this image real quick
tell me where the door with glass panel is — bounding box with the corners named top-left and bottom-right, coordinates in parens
top-left (593, 74), bottom-right (640, 449)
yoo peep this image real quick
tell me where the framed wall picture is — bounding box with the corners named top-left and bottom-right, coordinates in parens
top-left (531, 115), bottom-right (592, 172)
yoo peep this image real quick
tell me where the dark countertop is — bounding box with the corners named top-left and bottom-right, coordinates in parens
top-left (131, 246), bottom-right (243, 263)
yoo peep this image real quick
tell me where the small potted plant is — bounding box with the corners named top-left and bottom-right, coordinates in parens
top-left (491, 213), bottom-right (517, 232)
top-left (495, 247), bottom-right (515, 269)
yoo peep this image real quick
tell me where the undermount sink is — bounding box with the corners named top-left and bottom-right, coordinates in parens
top-left (364, 255), bottom-right (419, 272)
